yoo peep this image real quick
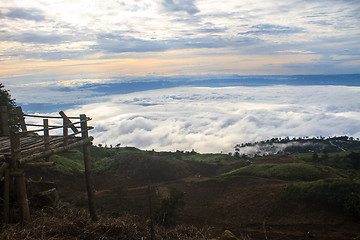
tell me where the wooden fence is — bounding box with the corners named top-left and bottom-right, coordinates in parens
top-left (0, 106), bottom-right (97, 223)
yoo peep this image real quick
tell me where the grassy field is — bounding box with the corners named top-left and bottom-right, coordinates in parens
top-left (22, 144), bottom-right (360, 240)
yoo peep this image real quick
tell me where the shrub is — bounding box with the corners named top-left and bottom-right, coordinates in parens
top-left (283, 178), bottom-right (360, 219)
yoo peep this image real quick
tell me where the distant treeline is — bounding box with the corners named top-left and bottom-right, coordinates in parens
top-left (233, 136), bottom-right (360, 157)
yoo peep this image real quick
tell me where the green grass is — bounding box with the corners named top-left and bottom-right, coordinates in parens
top-left (283, 178), bottom-right (360, 219)
top-left (93, 157), bottom-right (117, 174)
top-left (181, 153), bottom-right (234, 162)
top-left (218, 163), bottom-right (322, 181)
top-left (90, 146), bottom-right (145, 174)
top-left (293, 150), bottom-right (360, 161)
top-left (48, 149), bottom-right (85, 175)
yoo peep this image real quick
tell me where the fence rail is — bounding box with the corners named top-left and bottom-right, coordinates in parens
top-left (0, 106), bottom-right (97, 223)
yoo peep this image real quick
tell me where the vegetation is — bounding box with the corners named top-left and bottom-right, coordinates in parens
top-left (233, 135), bottom-right (360, 157)
top-left (0, 83), bottom-right (19, 132)
top-left (0, 206), bottom-right (211, 240)
top-left (218, 163), bottom-right (322, 181)
top-left (10, 136), bottom-right (359, 239)
top-left (155, 188), bottom-right (186, 227)
top-left (283, 178), bottom-right (360, 219)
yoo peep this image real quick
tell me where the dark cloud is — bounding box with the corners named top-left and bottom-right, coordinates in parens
top-left (198, 27), bottom-right (228, 34)
top-left (238, 24), bottom-right (303, 35)
top-left (93, 32), bottom-right (262, 54)
top-left (161, 0), bottom-right (200, 15)
top-left (0, 7), bottom-right (45, 21)
top-left (0, 32), bottom-right (72, 44)
top-left (15, 32), bottom-right (71, 44)
top-left (93, 34), bottom-right (168, 53)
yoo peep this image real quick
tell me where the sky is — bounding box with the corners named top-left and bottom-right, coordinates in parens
top-left (0, 0), bottom-right (360, 85)
top-left (1, 0), bottom-right (360, 153)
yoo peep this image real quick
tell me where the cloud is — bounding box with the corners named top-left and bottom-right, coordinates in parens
top-left (238, 24), bottom-right (303, 35)
top-left (59, 85), bottom-right (360, 153)
top-left (0, 7), bottom-right (45, 21)
top-left (4, 32), bottom-right (72, 44)
top-left (93, 33), bottom-right (235, 54)
top-left (161, 0), bottom-right (200, 15)
top-left (94, 34), bottom-right (168, 53)
top-left (0, 0), bottom-right (359, 74)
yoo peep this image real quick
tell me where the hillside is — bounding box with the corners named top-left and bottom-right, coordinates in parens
top-left (3, 139), bottom-right (360, 240)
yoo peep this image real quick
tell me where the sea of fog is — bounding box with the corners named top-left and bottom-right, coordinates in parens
top-left (11, 74), bottom-right (360, 153)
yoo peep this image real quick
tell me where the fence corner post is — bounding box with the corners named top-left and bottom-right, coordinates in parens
top-left (80, 114), bottom-right (97, 221)
top-left (10, 128), bottom-right (30, 223)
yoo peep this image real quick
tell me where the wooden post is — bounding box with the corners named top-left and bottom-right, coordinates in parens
top-left (10, 129), bottom-right (20, 169)
top-left (15, 170), bottom-right (30, 223)
top-left (3, 168), bottom-right (10, 223)
top-left (59, 111), bottom-right (78, 134)
top-left (10, 129), bottom-right (30, 222)
top-left (0, 106), bottom-right (9, 136)
top-left (16, 106), bottom-right (27, 132)
top-left (63, 115), bottom-right (69, 146)
top-left (80, 114), bottom-right (97, 221)
top-left (43, 119), bottom-right (50, 161)
top-left (148, 184), bottom-right (155, 240)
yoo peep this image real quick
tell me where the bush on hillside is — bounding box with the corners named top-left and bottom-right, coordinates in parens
top-left (283, 178), bottom-right (360, 220)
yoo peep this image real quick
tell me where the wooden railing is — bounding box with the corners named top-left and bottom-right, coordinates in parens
top-left (0, 107), bottom-right (94, 163)
top-left (0, 106), bottom-right (97, 223)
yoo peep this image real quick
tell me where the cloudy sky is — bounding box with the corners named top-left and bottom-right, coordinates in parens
top-left (1, 0), bottom-right (359, 153)
top-left (1, 0), bottom-right (360, 85)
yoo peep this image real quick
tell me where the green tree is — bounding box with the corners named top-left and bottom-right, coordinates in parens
top-left (0, 83), bottom-right (19, 134)
top-left (0, 83), bottom-right (16, 110)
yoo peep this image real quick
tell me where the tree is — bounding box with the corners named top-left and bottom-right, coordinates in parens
top-left (0, 83), bottom-right (16, 110)
top-left (0, 83), bottom-right (19, 133)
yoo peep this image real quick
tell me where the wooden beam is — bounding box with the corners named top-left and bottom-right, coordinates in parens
top-left (10, 129), bottom-right (20, 168)
top-left (148, 184), bottom-right (155, 240)
top-left (18, 136), bottom-right (93, 165)
top-left (16, 106), bottom-right (27, 132)
top-left (23, 162), bottom-right (55, 168)
top-left (0, 162), bottom-right (9, 177)
top-left (10, 129), bottom-right (31, 222)
top-left (63, 116), bottom-right (69, 146)
top-left (15, 170), bottom-right (30, 222)
top-left (80, 114), bottom-right (97, 221)
top-left (44, 119), bottom-right (50, 162)
top-left (59, 111), bottom-right (79, 134)
top-left (3, 168), bottom-right (9, 223)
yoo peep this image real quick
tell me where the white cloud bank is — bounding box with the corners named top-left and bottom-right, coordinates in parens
top-left (64, 85), bottom-right (360, 153)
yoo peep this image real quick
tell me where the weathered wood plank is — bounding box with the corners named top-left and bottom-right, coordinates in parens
top-left (23, 162), bottom-right (55, 168)
top-left (3, 168), bottom-right (9, 223)
top-left (18, 137), bottom-right (93, 165)
top-left (16, 106), bottom-right (27, 132)
top-left (59, 111), bottom-right (79, 134)
top-left (81, 114), bottom-right (97, 221)
top-left (15, 169), bottom-right (30, 222)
